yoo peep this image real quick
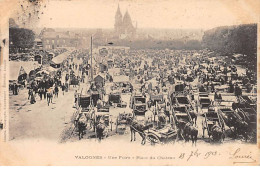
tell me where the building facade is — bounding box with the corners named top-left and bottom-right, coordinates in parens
top-left (39, 28), bottom-right (81, 50)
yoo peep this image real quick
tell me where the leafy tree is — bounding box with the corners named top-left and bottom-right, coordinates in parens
top-left (202, 24), bottom-right (257, 71)
top-left (9, 27), bottom-right (35, 52)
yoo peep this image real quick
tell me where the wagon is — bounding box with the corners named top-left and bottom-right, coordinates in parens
top-left (94, 106), bottom-right (113, 132)
top-left (218, 106), bottom-right (246, 133)
top-left (202, 105), bottom-right (225, 138)
top-left (108, 92), bottom-right (127, 108)
top-left (115, 112), bottom-right (132, 133)
top-left (150, 94), bottom-right (164, 107)
top-left (146, 126), bottom-right (177, 144)
top-left (130, 92), bottom-right (147, 116)
top-left (198, 92), bottom-right (211, 109)
top-left (232, 101), bottom-right (257, 132)
top-left (237, 95), bottom-right (256, 109)
top-left (172, 106), bottom-right (192, 127)
top-left (77, 94), bottom-right (92, 112)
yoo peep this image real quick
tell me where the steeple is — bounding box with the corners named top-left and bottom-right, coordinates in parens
top-left (114, 4), bottom-right (123, 33)
top-left (114, 5), bottom-right (136, 39)
top-left (115, 4), bottom-right (122, 18)
top-left (123, 9), bottom-right (134, 30)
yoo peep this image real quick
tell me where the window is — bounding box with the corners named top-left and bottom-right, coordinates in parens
top-left (52, 40), bottom-right (54, 44)
top-left (57, 40), bottom-right (59, 44)
top-left (63, 40), bottom-right (65, 43)
top-left (46, 40), bottom-right (49, 44)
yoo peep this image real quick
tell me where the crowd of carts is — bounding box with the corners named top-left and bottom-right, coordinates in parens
top-left (67, 50), bottom-right (257, 145)
top-left (69, 79), bottom-right (256, 145)
top-left (66, 64), bottom-right (257, 145)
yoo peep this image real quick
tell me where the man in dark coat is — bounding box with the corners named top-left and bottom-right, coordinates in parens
top-left (14, 83), bottom-right (18, 95)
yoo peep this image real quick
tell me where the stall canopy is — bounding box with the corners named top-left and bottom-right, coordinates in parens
top-left (51, 51), bottom-right (71, 64)
top-left (9, 61), bottom-right (40, 81)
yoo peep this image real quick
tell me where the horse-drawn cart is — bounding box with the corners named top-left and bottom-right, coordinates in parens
top-left (198, 92), bottom-right (211, 109)
top-left (108, 92), bottom-right (127, 108)
top-left (217, 106), bottom-right (250, 141)
top-left (172, 106), bottom-right (192, 124)
top-left (146, 126), bottom-right (177, 144)
top-left (115, 112), bottom-right (132, 133)
top-left (202, 105), bottom-right (225, 141)
top-left (130, 92), bottom-right (147, 116)
top-left (94, 106), bottom-right (113, 131)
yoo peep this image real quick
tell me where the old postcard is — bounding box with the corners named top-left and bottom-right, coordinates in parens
top-left (0, 0), bottom-right (259, 166)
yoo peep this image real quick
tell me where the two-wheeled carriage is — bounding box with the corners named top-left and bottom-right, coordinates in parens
top-left (145, 126), bottom-right (177, 145)
top-left (115, 111), bottom-right (132, 133)
top-left (202, 105), bottom-right (225, 141)
top-left (108, 92), bottom-right (127, 108)
top-left (92, 106), bottom-right (113, 140)
top-left (73, 94), bottom-right (94, 139)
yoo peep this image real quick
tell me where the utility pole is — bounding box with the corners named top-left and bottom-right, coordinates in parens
top-left (91, 35), bottom-right (93, 81)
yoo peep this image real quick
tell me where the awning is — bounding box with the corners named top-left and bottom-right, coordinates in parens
top-left (51, 51), bottom-right (71, 64)
top-left (9, 61), bottom-right (40, 81)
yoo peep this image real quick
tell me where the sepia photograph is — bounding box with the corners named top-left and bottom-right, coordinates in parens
top-left (0, 0), bottom-right (259, 166)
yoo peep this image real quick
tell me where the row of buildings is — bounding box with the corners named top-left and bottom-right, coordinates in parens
top-left (34, 28), bottom-right (87, 50)
top-left (34, 4), bottom-right (203, 51)
top-left (35, 5), bottom-right (137, 50)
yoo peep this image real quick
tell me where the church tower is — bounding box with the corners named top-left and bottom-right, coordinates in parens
top-left (114, 4), bottom-right (123, 34)
top-left (122, 9), bottom-right (135, 35)
top-left (114, 5), bottom-right (136, 39)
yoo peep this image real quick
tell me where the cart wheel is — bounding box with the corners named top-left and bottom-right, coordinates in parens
top-left (147, 133), bottom-right (161, 145)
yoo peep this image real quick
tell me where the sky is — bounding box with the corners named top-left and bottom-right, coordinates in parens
top-left (15, 0), bottom-right (260, 30)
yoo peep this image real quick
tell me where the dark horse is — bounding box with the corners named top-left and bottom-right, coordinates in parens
top-left (129, 117), bottom-right (151, 145)
top-left (183, 122), bottom-right (198, 146)
top-left (77, 114), bottom-right (88, 140)
top-left (211, 124), bottom-right (225, 142)
top-left (95, 116), bottom-right (107, 141)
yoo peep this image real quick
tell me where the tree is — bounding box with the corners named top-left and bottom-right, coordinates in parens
top-left (9, 27), bottom-right (35, 53)
top-left (202, 24), bottom-right (257, 71)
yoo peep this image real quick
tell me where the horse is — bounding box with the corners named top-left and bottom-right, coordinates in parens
top-left (176, 119), bottom-right (188, 140)
top-left (76, 113), bottom-right (88, 140)
top-left (46, 88), bottom-right (53, 106)
top-left (157, 110), bottom-right (167, 129)
top-left (211, 124), bottom-right (225, 142)
top-left (183, 122), bottom-right (198, 146)
top-left (95, 116), bottom-right (107, 141)
top-left (129, 117), bottom-right (150, 145)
